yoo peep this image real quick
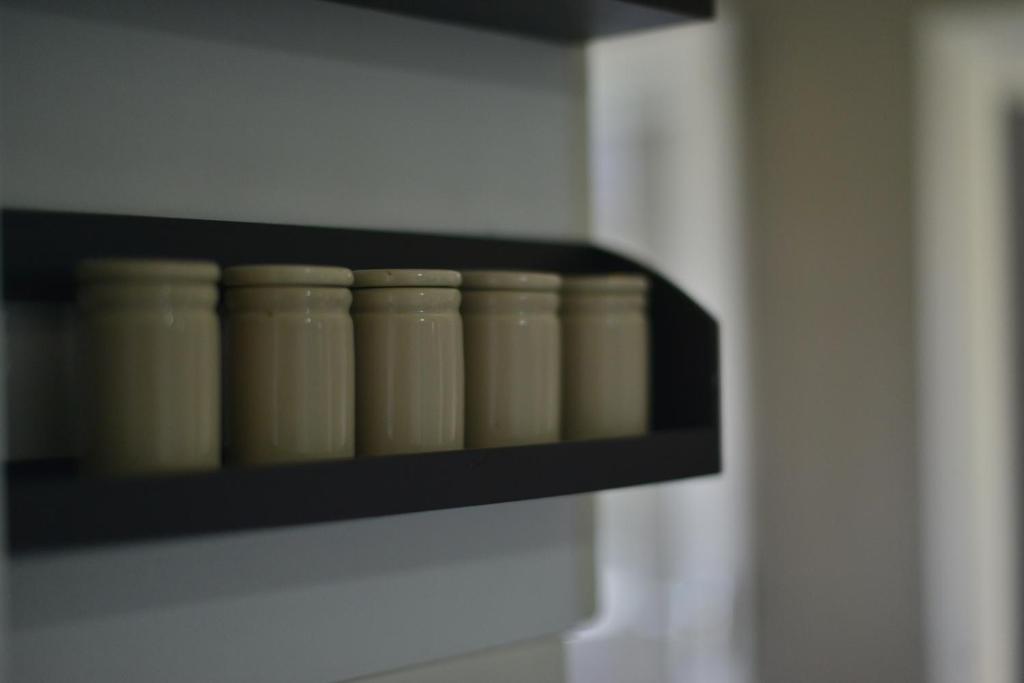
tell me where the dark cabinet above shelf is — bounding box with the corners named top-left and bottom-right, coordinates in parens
top-left (2, 209), bottom-right (720, 553)
top-left (328, 0), bottom-right (714, 42)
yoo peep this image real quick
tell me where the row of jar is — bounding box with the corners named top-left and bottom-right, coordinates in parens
top-left (77, 259), bottom-right (650, 475)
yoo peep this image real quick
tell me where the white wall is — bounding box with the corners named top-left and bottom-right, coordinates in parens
top-left (350, 637), bottom-right (568, 683)
top-left (0, 0), bottom-right (587, 237)
top-left (10, 497), bottom-right (593, 683)
top-left (572, 9), bottom-right (752, 683)
top-left (0, 1), bottom-right (593, 680)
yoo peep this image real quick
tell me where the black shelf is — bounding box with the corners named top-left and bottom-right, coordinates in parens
top-left (2, 209), bottom-right (720, 553)
top-left (8, 431), bottom-right (717, 552)
top-left (329, 0), bottom-right (714, 42)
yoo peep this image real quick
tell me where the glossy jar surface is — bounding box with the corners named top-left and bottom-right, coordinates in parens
top-left (352, 269), bottom-right (464, 456)
top-left (77, 259), bottom-right (221, 474)
top-left (462, 271), bottom-right (561, 448)
top-left (561, 274), bottom-right (650, 440)
top-left (224, 265), bottom-right (355, 465)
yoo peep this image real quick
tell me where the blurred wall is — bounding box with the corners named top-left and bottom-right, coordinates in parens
top-left (0, 0), bottom-right (587, 237)
top-left (0, 1), bottom-right (590, 681)
top-left (574, 10), bottom-right (751, 683)
top-left (743, 1), bottom-right (924, 681)
top-left (583, 2), bottom-right (930, 681)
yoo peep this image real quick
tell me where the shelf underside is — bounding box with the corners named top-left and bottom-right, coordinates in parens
top-left (330, 0), bottom-right (714, 42)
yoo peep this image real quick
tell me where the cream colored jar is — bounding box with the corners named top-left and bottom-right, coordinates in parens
top-left (562, 274), bottom-right (650, 440)
top-left (224, 265), bottom-right (355, 465)
top-left (77, 259), bottom-right (221, 475)
top-left (352, 270), bottom-right (464, 456)
top-left (462, 271), bottom-right (561, 448)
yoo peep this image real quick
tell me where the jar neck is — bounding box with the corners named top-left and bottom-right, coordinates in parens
top-left (78, 283), bottom-right (218, 311)
top-left (352, 287), bottom-right (460, 314)
top-left (225, 286), bottom-right (351, 313)
top-left (461, 290), bottom-right (558, 315)
top-left (561, 291), bottom-right (647, 314)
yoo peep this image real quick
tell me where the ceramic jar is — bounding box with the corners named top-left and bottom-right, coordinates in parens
top-left (224, 265), bottom-right (355, 465)
top-left (352, 270), bottom-right (464, 456)
top-left (77, 259), bottom-right (221, 474)
top-left (462, 271), bottom-right (561, 448)
top-left (561, 273), bottom-right (650, 440)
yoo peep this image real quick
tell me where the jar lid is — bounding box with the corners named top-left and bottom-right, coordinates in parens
top-left (353, 269), bottom-right (461, 289)
top-left (461, 270), bottom-right (561, 291)
top-left (562, 273), bottom-right (649, 293)
top-left (223, 264), bottom-right (354, 287)
top-left (77, 258), bottom-right (220, 284)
